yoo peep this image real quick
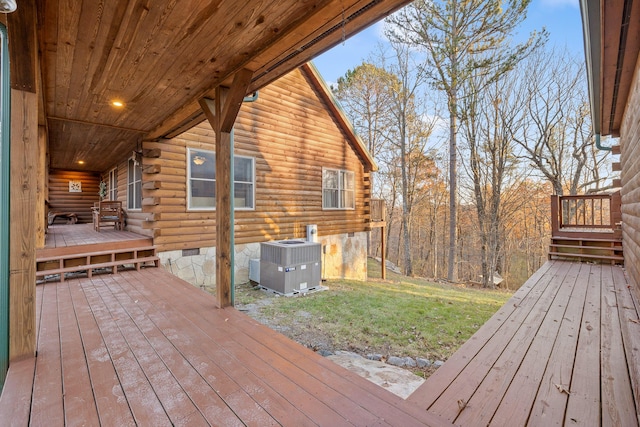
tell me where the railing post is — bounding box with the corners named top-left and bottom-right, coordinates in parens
top-left (550, 195), bottom-right (559, 235)
top-left (611, 191), bottom-right (622, 229)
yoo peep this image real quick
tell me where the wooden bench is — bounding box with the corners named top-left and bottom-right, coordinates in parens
top-left (47, 211), bottom-right (78, 225)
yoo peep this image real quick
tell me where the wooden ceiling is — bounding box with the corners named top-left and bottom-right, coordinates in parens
top-left (39, 0), bottom-right (411, 172)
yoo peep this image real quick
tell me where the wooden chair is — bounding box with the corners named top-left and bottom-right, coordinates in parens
top-left (92, 201), bottom-right (124, 232)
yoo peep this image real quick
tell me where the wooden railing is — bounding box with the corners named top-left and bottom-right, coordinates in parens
top-left (371, 199), bottom-right (386, 223)
top-left (551, 192), bottom-right (622, 236)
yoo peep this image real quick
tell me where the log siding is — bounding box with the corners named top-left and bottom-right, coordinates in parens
top-left (142, 66), bottom-right (372, 253)
top-left (620, 54), bottom-right (640, 293)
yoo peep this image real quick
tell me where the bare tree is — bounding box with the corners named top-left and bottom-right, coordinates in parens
top-left (509, 47), bottom-right (606, 195)
top-left (387, 0), bottom-right (545, 282)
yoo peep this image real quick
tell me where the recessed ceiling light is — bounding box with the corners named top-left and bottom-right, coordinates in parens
top-left (78, 160), bottom-right (85, 165)
top-left (112, 100), bottom-right (124, 108)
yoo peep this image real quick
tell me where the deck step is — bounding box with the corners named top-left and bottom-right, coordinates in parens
top-left (36, 245), bottom-right (159, 282)
top-left (548, 251), bottom-right (624, 264)
top-left (549, 234), bottom-right (624, 265)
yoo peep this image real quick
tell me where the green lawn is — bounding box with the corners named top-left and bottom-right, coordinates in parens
top-left (236, 259), bottom-right (512, 363)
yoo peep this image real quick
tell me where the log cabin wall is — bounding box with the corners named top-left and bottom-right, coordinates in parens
top-left (620, 59), bottom-right (640, 293)
top-left (142, 67), bottom-right (371, 284)
top-left (48, 170), bottom-right (100, 224)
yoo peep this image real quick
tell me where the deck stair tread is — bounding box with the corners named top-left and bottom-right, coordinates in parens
top-left (548, 251), bottom-right (624, 261)
top-left (549, 235), bottom-right (624, 264)
top-left (550, 243), bottom-right (622, 250)
top-left (551, 236), bottom-right (622, 242)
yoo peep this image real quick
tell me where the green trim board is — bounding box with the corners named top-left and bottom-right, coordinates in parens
top-left (0, 23), bottom-right (10, 390)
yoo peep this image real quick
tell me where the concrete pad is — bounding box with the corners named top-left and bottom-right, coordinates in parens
top-left (327, 351), bottom-right (425, 399)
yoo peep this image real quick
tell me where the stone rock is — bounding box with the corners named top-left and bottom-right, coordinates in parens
top-left (416, 358), bottom-right (432, 368)
top-left (327, 352), bottom-right (425, 399)
top-left (387, 356), bottom-right (406, 367)
top-left (367, 354), bottom-right (383, 361)
top-left (403, 357), bottom-right (416, 367)
top-left (318, 350), bottom-right (334, 357)
top-left (433, 360), bottom-right (445, 368)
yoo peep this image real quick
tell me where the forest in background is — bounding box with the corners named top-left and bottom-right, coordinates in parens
top-left (331, 0), bottom-right (613, 289)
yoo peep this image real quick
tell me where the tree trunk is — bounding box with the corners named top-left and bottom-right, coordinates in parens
top-left (447, 91), bottom-right (458, 282)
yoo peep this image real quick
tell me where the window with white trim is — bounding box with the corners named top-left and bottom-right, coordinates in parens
top-left (187, 148), bottom-right (254, 210)
top-left (108, 167), bottom-right (118, 201)
top-left (322, 168), bottom-right (355, 209)
top-left (127, 159), bottom-right (142, 210)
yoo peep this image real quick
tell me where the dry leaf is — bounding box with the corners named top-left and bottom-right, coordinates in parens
top-left (555, 383), bottom-right (571, 395)
top-left (629, 319), bottom-right (640, 324)
top-left (586, 324), bottom-right (593, 331)
top-left (457, 399), bottom-right (468, 414)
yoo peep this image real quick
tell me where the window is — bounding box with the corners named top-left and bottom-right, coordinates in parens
top-left (108, 167), bottom-right (117, 201)
top-left (187, 148), bottom-right (254, 210)
top-left (233, 155), bottom-right (255, 209)
top-left (323, 168), bottom-right (355, 209)
top-left (127, 159), bottom-right (142, 210)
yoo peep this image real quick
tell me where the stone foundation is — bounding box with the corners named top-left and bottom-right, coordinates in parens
top-left (158, 232), bottom-right (368, 287)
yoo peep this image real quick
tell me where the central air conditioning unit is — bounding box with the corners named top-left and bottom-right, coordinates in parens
top-left (260, 240), bottom-right (321, 295)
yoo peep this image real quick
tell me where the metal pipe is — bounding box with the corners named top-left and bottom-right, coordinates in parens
top-left (595, 134), bottom-right (612, 151)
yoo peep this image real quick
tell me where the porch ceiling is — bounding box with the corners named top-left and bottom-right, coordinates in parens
top-left (582, 0), bottom-right (640, 137)
top-left (41, 0), bottom-right (409, 172)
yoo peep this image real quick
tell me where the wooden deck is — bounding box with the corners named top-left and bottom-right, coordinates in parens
top-left (43, 223), bottom-right (149, 250)
top-left (2, 259), bottom-right (638, 426)
top-left (408, 260), bottom-right (640, 426)
top-left (0, 268), bottom-right (450, 426)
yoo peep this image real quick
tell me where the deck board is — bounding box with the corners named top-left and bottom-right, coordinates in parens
top-left (564, 262), bottom-right (602, 425)
top-left (600, 265), bottom-right (637, 426)
top-left (44, 223), bottom-right (147, 249)
top-left (3, 259), bottom-right (638, 426)
top-left (1, 267), bottom-right (451, 426)
top-left (407, 260), bottom-right (639, 426)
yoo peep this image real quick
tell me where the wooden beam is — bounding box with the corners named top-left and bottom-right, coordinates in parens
top-left (7, 0), bottom-right (36, 92)
top-left (199, 92), bottom-right (232, 307)
top-left (198, 69), bottom-right (253, 307)
top-left (220, 69), bottom-right (253, 133)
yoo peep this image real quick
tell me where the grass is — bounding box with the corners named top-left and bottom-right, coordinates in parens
top-left (235, 258), bottom-right (512, 364)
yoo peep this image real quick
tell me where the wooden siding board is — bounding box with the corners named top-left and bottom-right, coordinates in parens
top-left (620, 54), bottom-right (640, 292)
top-left (147, 66), bottom-right (369, 254)
top-left (48, 170), bottom-right (101, 223)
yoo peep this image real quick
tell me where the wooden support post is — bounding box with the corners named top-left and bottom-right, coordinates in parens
top-left (381, 225), bottom-right (386, 280)
top-left (7, 0), bottom-right (38, 361)
top-left (36, 126), bottom-right (47, 248)
top-left (199, 69), bottom-right (253, 308)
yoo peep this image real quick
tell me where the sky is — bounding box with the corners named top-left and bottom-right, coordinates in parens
top-left (313, 0), bottom-right (585, 85)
